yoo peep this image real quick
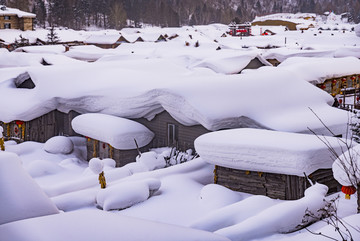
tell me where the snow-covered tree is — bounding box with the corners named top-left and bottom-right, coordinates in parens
top-left (47, 26), bottom-right (60, 44)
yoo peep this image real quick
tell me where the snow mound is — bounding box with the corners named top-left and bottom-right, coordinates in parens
top-left (72, 113), bottom-right (155, 150)
top-left (136, 151), bottom-right (166, 171)
top-left (102, 158), bottom-right (116, 168)
top-left (0, 210), bottom-right (231, 241)
top-left (26, 159), bottom-right (64, 178)
top-left (0, 152), bottom-right (59, 225)
top-left (195, 128), bottom-right (348, 176)
top-left (44, 136), bottom-right (74, 154)
top-left (190, 195), bottom-right (278, 232)
top-left (199, 184), bottom-right (244, 209)
top-left (214, 183), bottom-right (328, 240)
top-left (96, 178), bottom-right (161, 211)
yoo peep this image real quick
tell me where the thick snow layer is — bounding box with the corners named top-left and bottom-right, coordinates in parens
top-left (0, 5), bottom-right (35, 18)
top-left (44, 136), bottom-right (74, 154)
top-left (96, 178), bottom-right (161, 211)
top-left (84, 33), bottom-right (121, 44)
top-left (26, 159), bottom-right (64, 178)
top-left (278, 56), bottom-right (360, 84)
top-left (0, 210), bottom-right (230, 241)
top-left (195, 128), bottom-right (348, 176)
top-left (0, 152), bottom-right (59, 225)
top-left (332, 144), bottom-right (360, 186)
top-left (0, 58), bottom-right (350, 136)
top-left (72, 113), bottom-right (155, 150)
top-left (190, 195), bottom-right (278, 232)
top-left (214, 183), bottom-right (328, 241)
top-left (14, 45), bottom-right (66, 54)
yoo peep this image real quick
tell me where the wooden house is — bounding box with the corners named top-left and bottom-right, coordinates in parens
top-left (84, 34), bottom-right (129, 49)
top-left (0, 5), bottom-right (35, 31)
top-left (316, 74), bottom-right (360, 110)
top-left (228, 22), bottom-right (251, 37)
top-left (71, 113), bottom-right (155, 167)
top-left (0, 110), bottom-right (79, 143)
top-left (252, 19), bottom-right (297, 31)
top-left (195, 128), bottom-right (346, 200)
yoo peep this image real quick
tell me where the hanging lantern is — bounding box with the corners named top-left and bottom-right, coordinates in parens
top-left (320, 84), bottom-right (326, 89)
top-left (341, 185), bottom-right (356, 199)
top-left (357, 96), bottom-right (360, 102)
top-left (342, 77), bottom-right (347, 82)
top-left (351, 76), bottom-right (356, 81)
top-left (102, 143), bottom-right (106, 149)
top-left (15, 120), bottom-right (24, 128)
top-left (339, 99), bottom-right (343, 104)
top-left (332, 79), bottom-right (337, 85)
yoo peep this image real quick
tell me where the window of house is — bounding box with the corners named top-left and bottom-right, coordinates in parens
top-left (4, 16), bottom-right (10, 20)
top-left (167, 123), bottom-right (178, 146)
top-left (4, 23), bottom-right (11, 29)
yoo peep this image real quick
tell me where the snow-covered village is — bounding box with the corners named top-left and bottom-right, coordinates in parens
top-left (0, 1), bottom-right (360, 241)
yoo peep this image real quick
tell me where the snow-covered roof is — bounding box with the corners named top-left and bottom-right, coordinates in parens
top-left (0, 5), bottom-right (35, 18)
top-left (0, 58), bottom-right (350, 136)
top-left (84, 34), bottom-right (121, 45)
top-left (277, 56), bottom-right (360, 84)
top-left (71, 113), bottom-right (155, 150)
top-left (195, 128), bottom-right (348, 176)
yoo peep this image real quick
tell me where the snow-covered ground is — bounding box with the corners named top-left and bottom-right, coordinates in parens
top-left (0, 13), bottom-right (360, 241)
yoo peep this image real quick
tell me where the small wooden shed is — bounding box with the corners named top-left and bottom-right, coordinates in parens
top-left (0, 5), bottom-right (35, 31)
top-left (195, 128), bottom-right (346, 200)
top-left (71, 113), bottom-right (155, 167)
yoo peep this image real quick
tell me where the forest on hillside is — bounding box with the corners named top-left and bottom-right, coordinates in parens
top-left (1, 0), bottom-right (360, 30)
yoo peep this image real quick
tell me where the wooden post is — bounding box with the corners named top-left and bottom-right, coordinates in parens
top-left (99, 171), bottom-right (106, 189)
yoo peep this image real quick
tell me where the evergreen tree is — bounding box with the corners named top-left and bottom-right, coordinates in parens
top-left (47, 26), bottom-right (60, 44)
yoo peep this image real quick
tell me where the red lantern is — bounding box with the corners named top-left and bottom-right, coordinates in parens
top-left (341, 185), bottom-right (356, 200)
top-left (357, 96), bottom-right (360, 102)
top-left (102, 143), bottom-right (106, 149)
top-left (332, 79), bottom-right (337, 84)
top-left (320, 84), bottom-right (326, 89)
top-left (351, 76), bottom-right (356, 81)
top-left (342, 78), bottom-right (347, 82)
top-left (339, 99), bottom-right (343, 104)
top-left (15, 120), bottom-right (24, 127)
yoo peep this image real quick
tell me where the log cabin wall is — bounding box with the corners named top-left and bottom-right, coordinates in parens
top-left (215, 166), bottom-right (340, 200)
top-left (134, 111), bottom-right (210, 152)
top-left (86, 138), bottom-right (150, 167)
top-left (0, 110), bottom-right (80, 143)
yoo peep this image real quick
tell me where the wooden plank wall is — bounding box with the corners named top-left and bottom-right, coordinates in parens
top-left (1, 110), bottom-right (80, 143)
top-left (135, 111), bottom-right (209, 152)
top-left (87, 138), bottom-right (150, 167)
top-left (215, 166), bottom-right (340, 200)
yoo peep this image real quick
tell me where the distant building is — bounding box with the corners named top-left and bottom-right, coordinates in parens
top-left (0, 5), bottom-right (36, 31)
top-left (228, 22), bottom-right (251, 37)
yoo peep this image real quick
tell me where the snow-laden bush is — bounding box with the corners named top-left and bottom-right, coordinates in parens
top-left (136, 148), bottom-right (196, 171)
top-left (44, 136), bottom-right (74, 154)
